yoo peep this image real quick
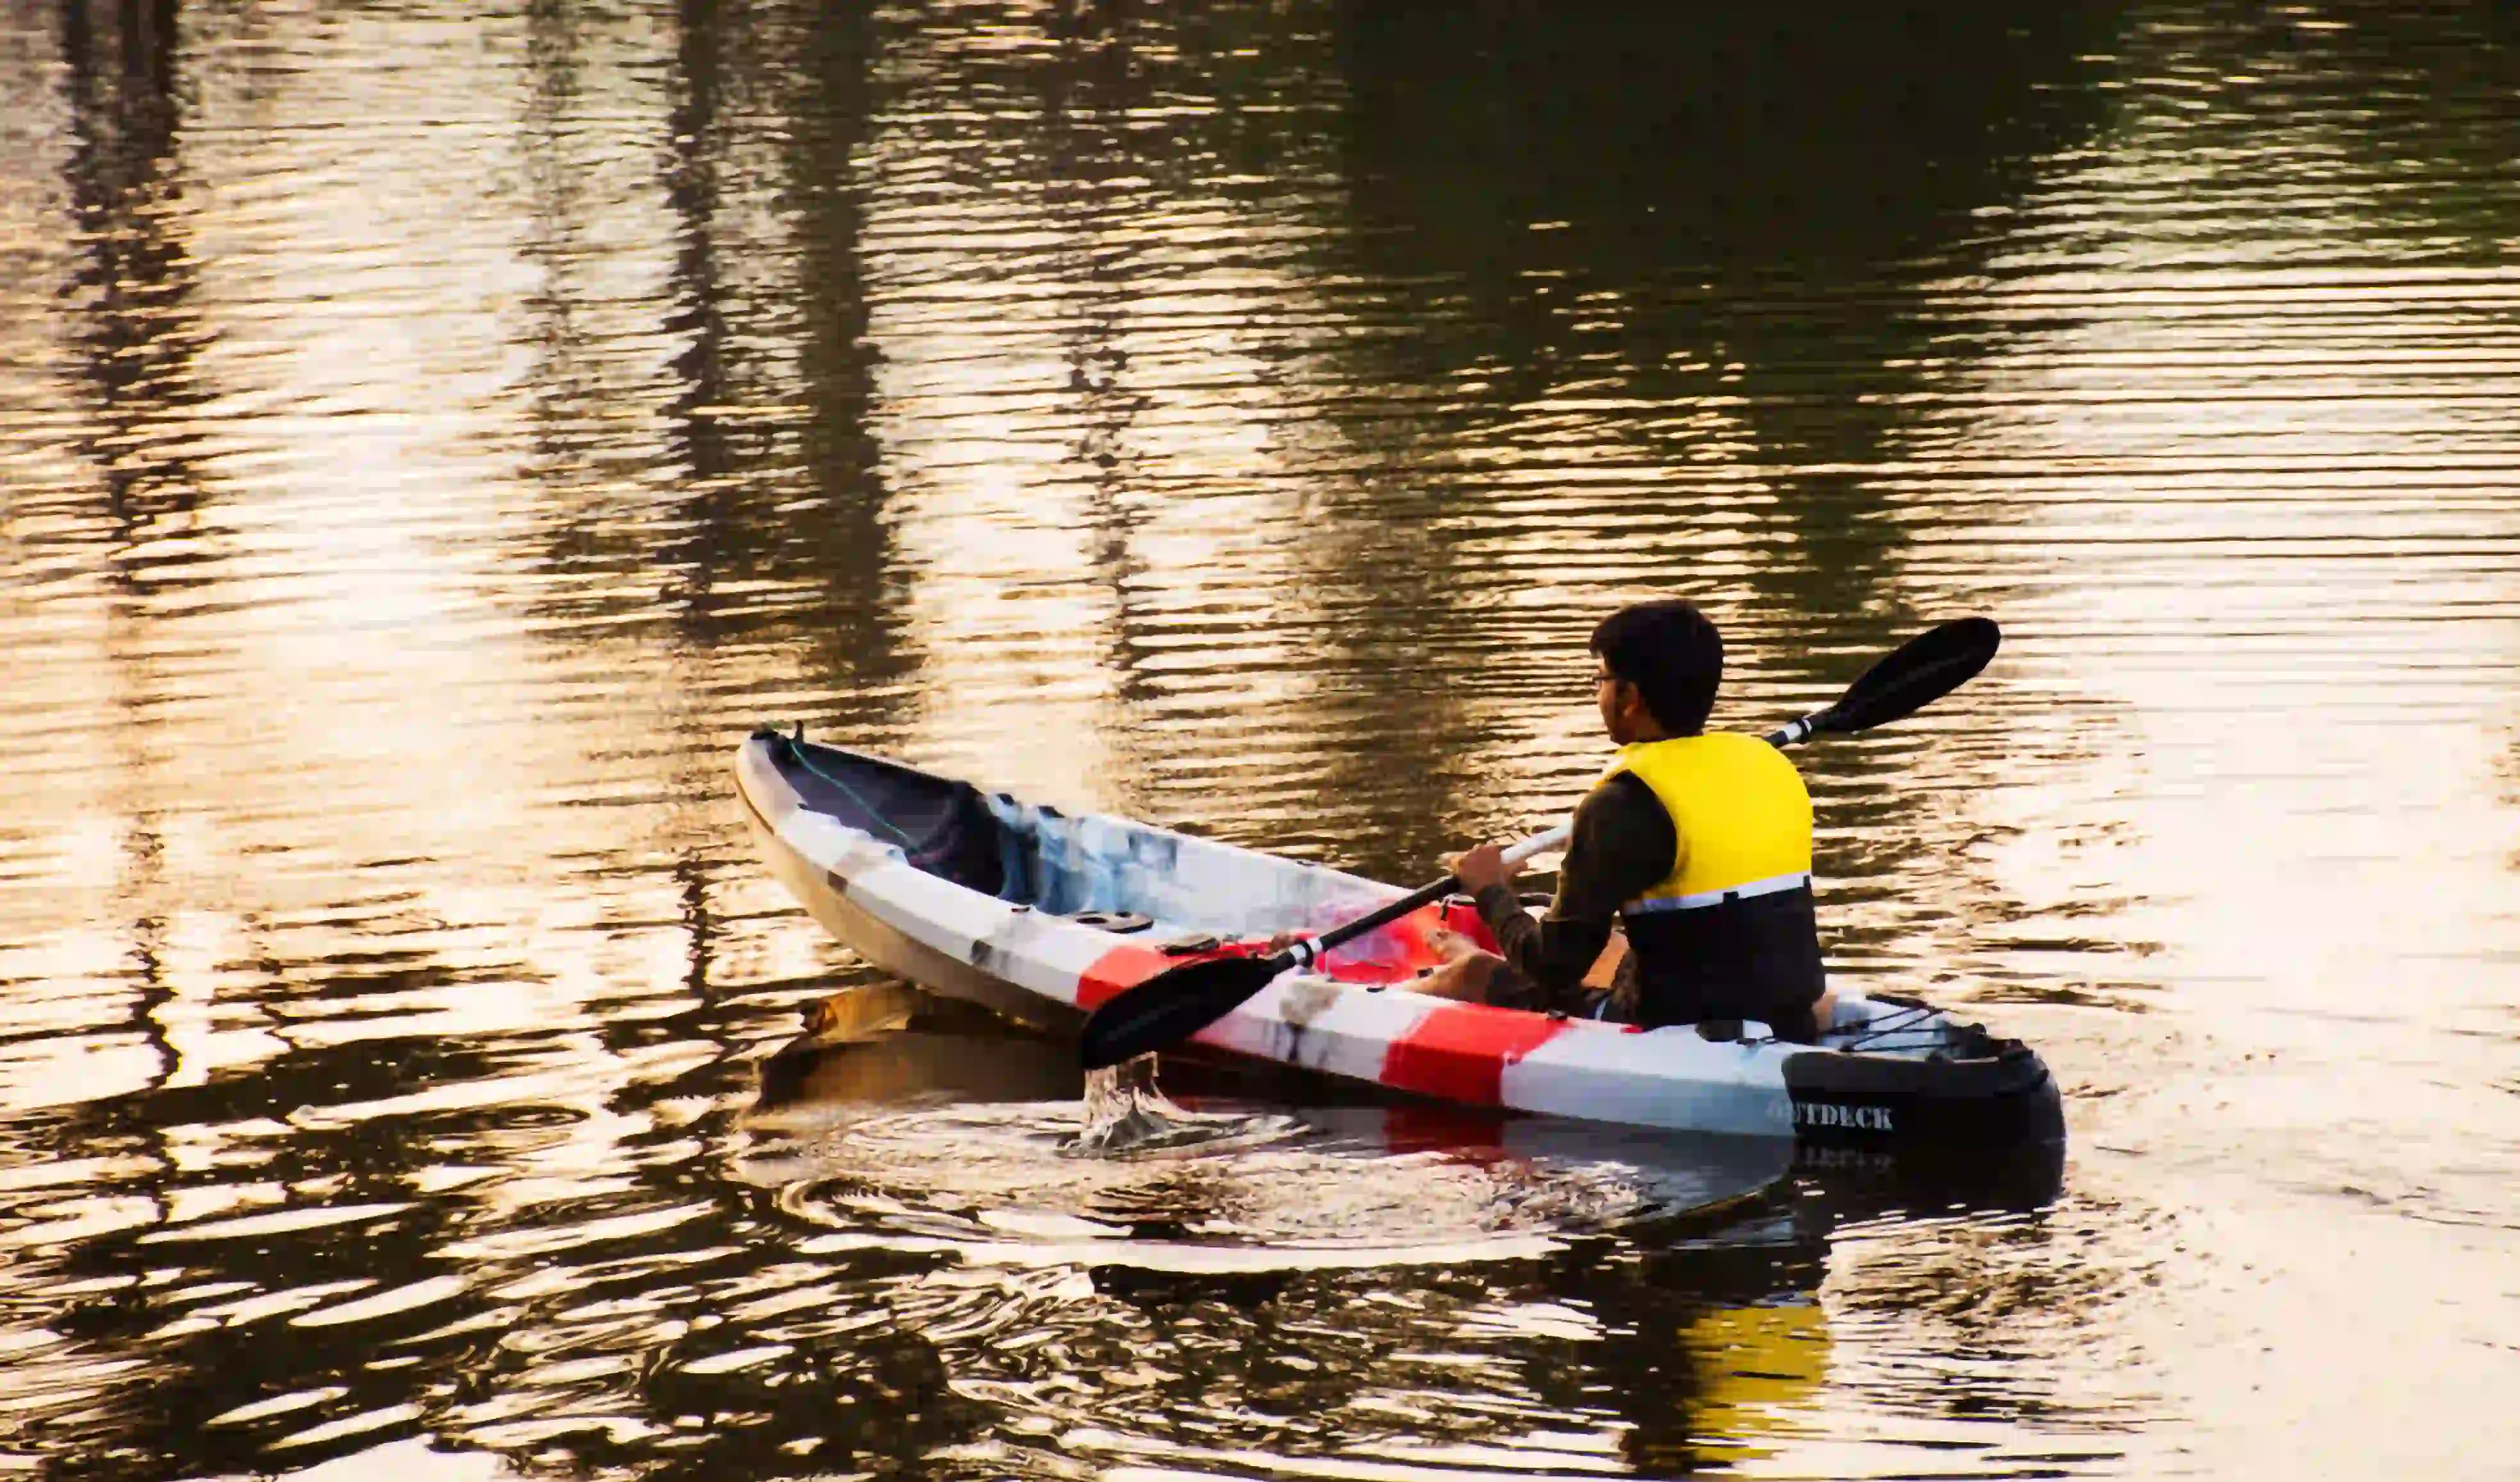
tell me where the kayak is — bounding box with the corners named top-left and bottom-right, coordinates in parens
top-left (734, 727), bottom-right (2065, 1152)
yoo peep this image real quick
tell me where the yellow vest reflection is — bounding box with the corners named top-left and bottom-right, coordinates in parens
top-left (1667, 1301), bottom-right (1830, 1467)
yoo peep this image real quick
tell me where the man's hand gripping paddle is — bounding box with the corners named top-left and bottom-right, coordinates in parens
top-left (1075, 616), bottom-right (2001, 1071)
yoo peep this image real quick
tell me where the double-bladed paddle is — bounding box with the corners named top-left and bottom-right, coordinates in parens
top-left (1075, 616), bottom-right (2002, 1071)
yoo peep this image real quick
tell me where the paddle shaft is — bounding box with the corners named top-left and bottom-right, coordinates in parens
top-left (1765, 714), bottom-right (1824, 746)
top-left (1273, 713), bottom-right (1831, 971)
top-left (1275, 823), bottom-right (1569, 972)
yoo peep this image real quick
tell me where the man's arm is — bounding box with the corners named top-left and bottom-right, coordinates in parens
top-left (1470, 774), bottom-right (1678, 1008)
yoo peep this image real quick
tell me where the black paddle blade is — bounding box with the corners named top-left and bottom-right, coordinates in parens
top-left (1078, 953), bottom-right (1289, 1070)
top-left (1820, 616), bottom-right (2000, 735)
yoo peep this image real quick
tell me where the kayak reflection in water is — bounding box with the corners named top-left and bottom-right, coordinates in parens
top-left (1439, 600), bottom-right (1829, 1041)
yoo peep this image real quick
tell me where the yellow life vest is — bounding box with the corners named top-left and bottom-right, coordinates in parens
top-left (1595, 733), bottom-right (1813, 910)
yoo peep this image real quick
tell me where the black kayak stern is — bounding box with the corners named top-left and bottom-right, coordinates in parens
top-left (1782, 1016), bottom-right (2065, 1153)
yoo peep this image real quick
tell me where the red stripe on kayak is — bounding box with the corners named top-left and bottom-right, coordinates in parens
top-left (1076, 943), bottom-right (1184, 1010)
top-left (1379, 1005), bottom-right (1569, 1108)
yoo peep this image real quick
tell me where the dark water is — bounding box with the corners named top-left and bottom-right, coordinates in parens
top-left (5, 1), bottom-right (2519, 1476)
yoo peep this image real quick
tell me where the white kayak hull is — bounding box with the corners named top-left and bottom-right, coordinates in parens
top-left (735, 730), bottom-right (2064, 1151)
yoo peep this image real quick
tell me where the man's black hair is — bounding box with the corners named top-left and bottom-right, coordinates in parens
top-left (1591, 600), bottom-right (1722, 734)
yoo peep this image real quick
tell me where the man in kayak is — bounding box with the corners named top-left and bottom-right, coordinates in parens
top-left (1444, 599), bottom-right (1828, 1041)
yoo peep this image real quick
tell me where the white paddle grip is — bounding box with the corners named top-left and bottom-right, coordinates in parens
top-left (1499, 822), bottom-right (1572, 869)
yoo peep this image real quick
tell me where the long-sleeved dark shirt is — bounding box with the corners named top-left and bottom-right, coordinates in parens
top-left (1469, 771), bottom-right (1677, 1017)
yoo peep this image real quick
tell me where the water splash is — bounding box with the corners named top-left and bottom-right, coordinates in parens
top-left (1067, 1053), bottom-right (1238, 1157)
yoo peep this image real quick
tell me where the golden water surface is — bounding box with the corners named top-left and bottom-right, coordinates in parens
top-left (3, 2), bottom-right (2517, 1478)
